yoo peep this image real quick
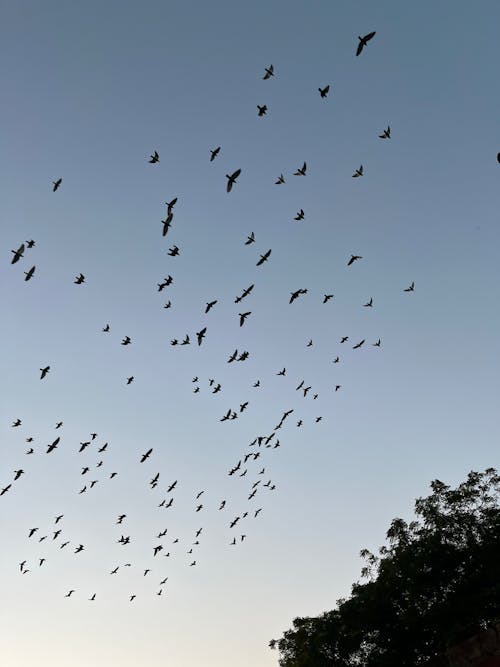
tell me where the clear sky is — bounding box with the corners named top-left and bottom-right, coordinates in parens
top-left (1, 1), bottom-right (499, 665)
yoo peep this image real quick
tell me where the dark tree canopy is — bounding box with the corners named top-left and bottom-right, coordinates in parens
top-left (270, 468), bottom-right (500, 666)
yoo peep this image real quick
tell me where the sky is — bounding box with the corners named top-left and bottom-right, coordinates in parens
top-left (1, 1), bottom-right (499, 665)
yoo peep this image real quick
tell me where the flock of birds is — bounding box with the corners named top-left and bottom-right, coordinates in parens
top-left (4, 31), bottom-right (417, 602)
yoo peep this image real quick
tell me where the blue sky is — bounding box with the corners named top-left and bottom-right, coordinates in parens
top-left (1, 1), bottom-right (499, 665)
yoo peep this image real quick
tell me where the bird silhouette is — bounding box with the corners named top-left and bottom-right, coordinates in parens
top-left (363, 297), bottom-right (373, 307)
top-left (379, 125), bottom-right (391, 139)
top-left (10, 243), bottom-right (25, 264)
top-left (323, 294), bottom-right (334, 303)
top-left (74, 273), bottom-right (85, 284)
top-left (256, 249), bottom-right (271, 266)
top-left (210, 146), bottom-right (221, 162)
top-left (140, 448), bottom-right (153, 463)
top-left (347, 254), bottom-right (362, 266)
top-left (404, 282), bottom-right (415, 292)
top-left (352, 165), bottom-right (363, 178)
top-left (356, 31), bottom-right (376, 56)
top-left (235, 284), bottom-right (254, 303)
top-left (24, 266), bottom-right (36, 281)
top-left (239, 312), bottom-right (251, 327)
top-left (263, 64), bottom-right (274, 79)
top-left (39, 366), bottom-right (50, 379)
top-left (196, 327), bottom-right (207, 346)
top-left (149, 150), bottom-right (159, 163)
top-left (245, 232), bottom-right (255, 245)
top-left (226, 169), bottom-right (241, 192)
top-left (294, 209), bottom-right (305, 221)
top-left (294, 162), bottom-right (307, 176)
top-left (102, 324), bottom-right (110, 332)
top-left (52, 178), bottom-right (62, 192)
top-left (257, 105), bottom-right (268, 116)
top-left (353, 339), bottom-right (365, 349)
top-left (318, 85), bottom-right (330, 98)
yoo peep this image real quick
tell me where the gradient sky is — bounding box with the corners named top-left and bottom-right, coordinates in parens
top-left (1, 1), bottom-right (499, 665)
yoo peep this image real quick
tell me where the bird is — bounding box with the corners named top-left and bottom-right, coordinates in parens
top-left (277, 368), bottom-right (286, 376)
top-left (323, 294), bottom-right (334, 303)
top-left (205, 300), bottom-right (217, 313)
top-left (347, 254), bottom-right (362, 266)
top-left (294, 209), bottom-right (305, 221)
top-left (1, 484), bottom-right (11, 496)
top-left (263, 64), bottom-right (274, 79)
top-left (89, 594), bottom-right (96, 601)
top-left (161, 218), bottom-right (173, 237)
top-left (294, 162), bottom-right (307, 177)
top-left (10, 243), bottom-right (25, 264)
top-left (235, 284), bottom-right (254, 303)
top-left (12, 418), bottom-right (22, 427)
top-left (74, 273), bottom-right (85, 284)
top-left (275, 173), bottom-right (285, 185)
top-left (140, 448), bottom-right (153, 463)
top-left (46, 437), bottom-right (60, 453)
top-left (245, 232), bottom-right (255, 245)
top-left (168, 245), bottom-right (180, 257)
top-left (353, 339), bottom-right (365, 349)
top-left (333, 356), bottom-right (339, 363)
top-left (306, 339), bottom-right (313, 347)
top-left (379, 125), bottom-right (391, 139)
top-left (373, 339), bottom-right (381, 347)
top-left (335, 385), bottom-right (341, 392)
top-left (352, 165), bottom-right (363, 178)
top-left (26, 239), bottom-right (36, 248)
top-left (121, 336), bottom-right (131, 345)
top-left (102, 324), bottom-right (110, 332)
top-left (363, 297), bottom-right (373, 307)
top-left (318, 85), bottom-right (330, 98)
top-left (257, 105), bottom-right (268, 116)
top-left (356, 31), bottom-right (376, 56)
top-left (165, 197), bottom-right (178, 217)
top-left (39, 366), bottom-right (50, 379)
top-left (196, 327), bottom-right (207, 346)
top-left (13, 469), bottom-right (24, 480)
top-left (164, 301), bottom-right (172, 309)
top-left (24, 266), bottom-right (36, 281)
top-left (210, 146), bottom-right (221, 162)
top-left (181, 334), bottom-right (190, 345)
top-left (289, 288), bottom-right (307, 304)
top-left (55, 514), bottom-right (64, 523)
top-left (74, 544), bottom-right (84, 553)
top-left (65, 590), bottom-right (75, 598)
top-left (404, 282), bottom-right (415, 292)
top-left (126, 376), bottom-right (134, 385)
top-left (149, 150), bottom-right (159, 163)
top-left (239, 312), bottom-right (251, 327)
top-left (256, 249), bottom-right (271, 266)
top-left (226, 169), bottom-right (241, 193)
top-left (52, 178), bottom-right (62, 192)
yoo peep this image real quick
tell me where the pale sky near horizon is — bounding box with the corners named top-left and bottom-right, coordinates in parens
top-left (1, 1), bottom-right (499, 665)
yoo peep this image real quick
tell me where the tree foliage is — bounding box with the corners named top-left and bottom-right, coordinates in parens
top-left (270, 468), bottom-right (500, 666)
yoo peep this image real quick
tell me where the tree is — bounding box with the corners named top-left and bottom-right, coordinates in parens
top-left (270, 468), bottom-right (500, 666)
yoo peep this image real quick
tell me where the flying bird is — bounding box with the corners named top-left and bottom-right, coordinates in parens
top-left (205, 300), bottom-right (217, 313)
top-left (24, 266), bottom-right (35, 281)
top-left (140, 448), bottom-right (153, 463)
top-left (52, 178), bottom-right (62, 192)
top-left (74, 273), bottom-right (85, 284)
top-left (26, 239), bottom-right (36, 248)
top-left (347, 254), bottom-right (362, 266)
top-left (210, 146), bottom-right (221, 161)
top-left (323, 294), bottom-right (334, 303)
top-left (256, 249), bottom-right (271, 266)
top-left (245, 232), bottom-right (255, 245)
top-left (39, 366), bottom-right (50, 379)
top-left (238, 312), bottom-right (251, 327)
top-left (294, 162), bottom-right (307, 176)
top-left (126, 376), bottom-right (134, 385)
top-left (226, 169), bottom-right (241, 193)
top-left (196, 327), bottom-right (207, 346)
top-left (404, 282), bottom-right (415, 292)
top-left (379, 125), bottom-right (391, 139)
top-left (102, 324), bottom-right (110, 332)
top-left (294, 209), bottom-right (305, 221)
top-left (353, 339), bottom-right (365, 349)
top-left (257, 105), bottom-right (268, 116)
top-left (149, 151), bottom-right (159, 163)
top-left (356, 31), bottom-right (376, 56)
top-left (352, 165), bottom-right (363, 178)
top-left (10, 243), bottom-right (25, 264)
top-left (263, 64), bottom-right (274, 80)
top-left (318, 85), bottom-right (330, 98)
top-left (275, 174), bottom-right (285, 185)
top-left (363, 298), bottom-right (373, 307)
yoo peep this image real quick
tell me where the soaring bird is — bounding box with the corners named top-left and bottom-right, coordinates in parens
top-left (245, 232), bottom-right (255, 245)
top-left (373, 339), bottom-right (381, 347)
top-left (263, 64), bottom-right (274, 79)
top-left (126, 376), bottom-right (134, 385)
top-left (168, 245), bottom-right (180, 257)
top-left (353, 339), bottom-right (365, 349)
top-left (12, 418), bottom-right (22, 427)
top-left (226, 169), bottom-right (241, 192)
top-left (352, 165), bottom-right (363, 178)
top-left (323, 294), bottom-right (334, 303)
top-left (257, 105), bottom-right (268, 116)
top-left (404, 281), bottom-right (415, 292)
top-left (74, 273), bottom-right (85, 284)
top-left (210, 146), bottom-right (221, 162)
top-left (235, 284), bottom-right (254, 303)
top-left (52, 178), bottom-right (62, 192)
top-left (347, 254), bottom-right (362, 266)
top-left (294, 162), bottom-right (307, 176)
top-left (26, 239), bottom-right (36, 248)
top-left (318, 85), bottom-right (330, 98)
top-left (363, 297), bottom-right (373, 307)
top-left (289, 288), bottom-right (307, 304)
top-left (205, 300), bottom-right (217, 313)
top-left (356, 31), bottom-right (376, 56)
top-left (46, 437), bottom-right (60, 453)
top-left (379, 125), bottom-right (391, 139)
top-left (39, 366), bottom-right (50, 379)
top-left (121, 336), bottom-right (131, 345)
top-left (102, 324), bottom-right (110, 332)
top-left (196, 327), bottom-right (207, 346)
top-left (10, 243), bottom-right (25, 264)
top-left (294, 209), bottom-right (305, 221)
top-left (24, 266), bottom-right (35, 281)
top-left (161, 218), bottom-right (172, 237)
top-left (140, 448), bottom-right (153, 463)
top-left (65, 590), bottom-right (75, 598)
top-left (149, 151), bottom-right (159, 163)
top-left (239, 312), bottom-right (251, 327)
top-left (256, 249), bottom-right (271, 266)
top-left (275, 174), bottom-right (285, 185)
top-left (165, 198), bottom-right (177, 216)
top-left (14, 469), bottom-right (24, 480)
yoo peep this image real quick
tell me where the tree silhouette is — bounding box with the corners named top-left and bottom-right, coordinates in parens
top-left (270, 468), bottom-right (500, 666)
